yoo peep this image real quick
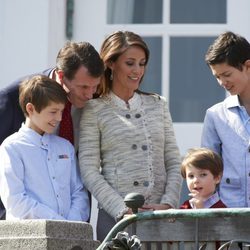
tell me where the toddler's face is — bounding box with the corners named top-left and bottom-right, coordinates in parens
top-left (185, 165), bottom-right (221, 200)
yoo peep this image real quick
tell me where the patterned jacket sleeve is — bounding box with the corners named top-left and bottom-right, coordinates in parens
top-left (78, 101), bottom-right (127, 219)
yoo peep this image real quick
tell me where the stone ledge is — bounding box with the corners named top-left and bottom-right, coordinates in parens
top-left (0, 220), bottom-right (100, 250)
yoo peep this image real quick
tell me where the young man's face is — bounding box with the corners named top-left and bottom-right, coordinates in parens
top-left (210, 62), bottom-right (250, 96)
top-left (26, 101), bottom-right (65, 135)
top-left (61, 65), bottom-right (101, 108)
top-left (185, 165), bottom-right (221, 201)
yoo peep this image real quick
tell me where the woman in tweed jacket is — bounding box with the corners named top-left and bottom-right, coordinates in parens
top-left (78, 31), bottom-right (182, 241)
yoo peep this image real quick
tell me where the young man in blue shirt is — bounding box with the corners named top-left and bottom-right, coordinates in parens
top-left (201, 31), bottom-right (250, 207)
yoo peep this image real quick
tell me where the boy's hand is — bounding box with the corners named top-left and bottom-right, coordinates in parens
top-left (189, 190), bottom-right (205, 208)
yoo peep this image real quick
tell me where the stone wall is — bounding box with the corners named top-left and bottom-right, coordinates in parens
top-left (0, 220), bottom-right (99, 250)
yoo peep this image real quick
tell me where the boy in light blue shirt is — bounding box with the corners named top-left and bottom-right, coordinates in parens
top-left (201, 31), bottom-right (250, 207)
top-left (0, 75), bottom-right (89, 220)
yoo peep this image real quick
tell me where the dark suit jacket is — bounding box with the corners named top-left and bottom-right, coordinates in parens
top-left (0, 68), bottom-right (53, 145)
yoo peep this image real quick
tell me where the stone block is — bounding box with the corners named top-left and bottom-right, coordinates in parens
top-left (0, 220), bottom-right (100, 250)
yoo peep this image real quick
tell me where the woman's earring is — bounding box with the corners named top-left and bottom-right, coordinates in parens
top-left (110, 71), bottom-right (113, 81)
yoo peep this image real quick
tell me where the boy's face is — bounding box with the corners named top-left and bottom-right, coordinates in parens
top-left (210, 62), bottom-right (250, 96)
top-left (26, 101), bottom-right (65, 135)
top-left (185, 165), bottom-right (221, 200)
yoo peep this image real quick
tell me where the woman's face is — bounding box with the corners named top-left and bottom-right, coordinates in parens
top-left (110, 45), bottom-right (147, 98)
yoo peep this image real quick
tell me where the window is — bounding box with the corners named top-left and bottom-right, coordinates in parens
top-left (169, 37), bottom-right (225, 122)
top-left (107, 0), bottom-right (163, 24)
top-left (170, 0), bottom-right (226, 23)
top-left (140, 37), bottom-right (162, 95)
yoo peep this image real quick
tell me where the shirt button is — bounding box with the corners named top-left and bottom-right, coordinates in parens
top-left (132, 144), bottom-right (137, 150)
top-left (126, 114), bottom-right (131, 119)
top-left (226, 178), bottom-right (230, 184)
top-left (142, 145), bottom-right (148, 151)
top-left (135, 113), bottom-right (141, 118)
top-left (52, 177), bottom-right (55, 180)
top-left (133, 181), bottom-right (139, 186)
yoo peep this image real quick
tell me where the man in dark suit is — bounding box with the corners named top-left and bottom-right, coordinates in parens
top-left (0, 41), bottom-right (104, 220)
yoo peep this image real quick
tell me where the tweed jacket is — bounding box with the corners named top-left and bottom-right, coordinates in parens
top-left (78, 92), bottom-right (182, 219)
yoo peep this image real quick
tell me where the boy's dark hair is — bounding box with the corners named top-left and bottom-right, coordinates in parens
top-left (56, 41), bottom-right (104, 80)
top-left (205, 31), bottom-right (250, 71)
top-left (19, 75), bottom-right (67, 116)
top-left (181, 148), bottom-right (223, 178)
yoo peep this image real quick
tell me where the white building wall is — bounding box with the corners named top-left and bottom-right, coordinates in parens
top-left (0, 0), bottom-right (66, 88)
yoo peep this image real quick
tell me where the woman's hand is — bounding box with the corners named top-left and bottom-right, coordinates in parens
top-left (140, 203), bottom-right (172, 211)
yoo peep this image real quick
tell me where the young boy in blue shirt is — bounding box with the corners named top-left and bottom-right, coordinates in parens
top-left (0, 75), bottom-right (89, 221)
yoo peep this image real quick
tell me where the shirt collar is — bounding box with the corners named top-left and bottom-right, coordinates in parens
top-left (19, 123), bottom-right (50, 148)
top-left (105, 91), bottom-right (142, 111)
top-left (203, 191), bottom-right (221, 208)
top-left (225, 95), bottom-right (250, 126)
top-left (225, 95), bottom-right (241, 109)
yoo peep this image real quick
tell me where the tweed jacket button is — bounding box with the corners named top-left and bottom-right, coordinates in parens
top-left (143, 181), bottom-right (149, 187)
top-left (141, 145), bottom-right (148, 151)
top-left (125, 114), bottom-right (131, 119)
top-left (132, 144), bottom-right (137, 149)
top-left (135, 113), bottom-right (141, 118)
top-left (133, 181), bottom-right (139, 186)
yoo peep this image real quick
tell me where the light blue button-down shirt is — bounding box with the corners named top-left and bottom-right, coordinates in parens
top-left (201, 95), bottom-right (250, 208)
top-left (0, 124), bottom-right (89, 221)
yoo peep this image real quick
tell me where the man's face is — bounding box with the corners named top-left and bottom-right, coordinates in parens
top-left (61, 65), bottom-right (101, 108)
top-left (210, 62), bottom-right (249, 96)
